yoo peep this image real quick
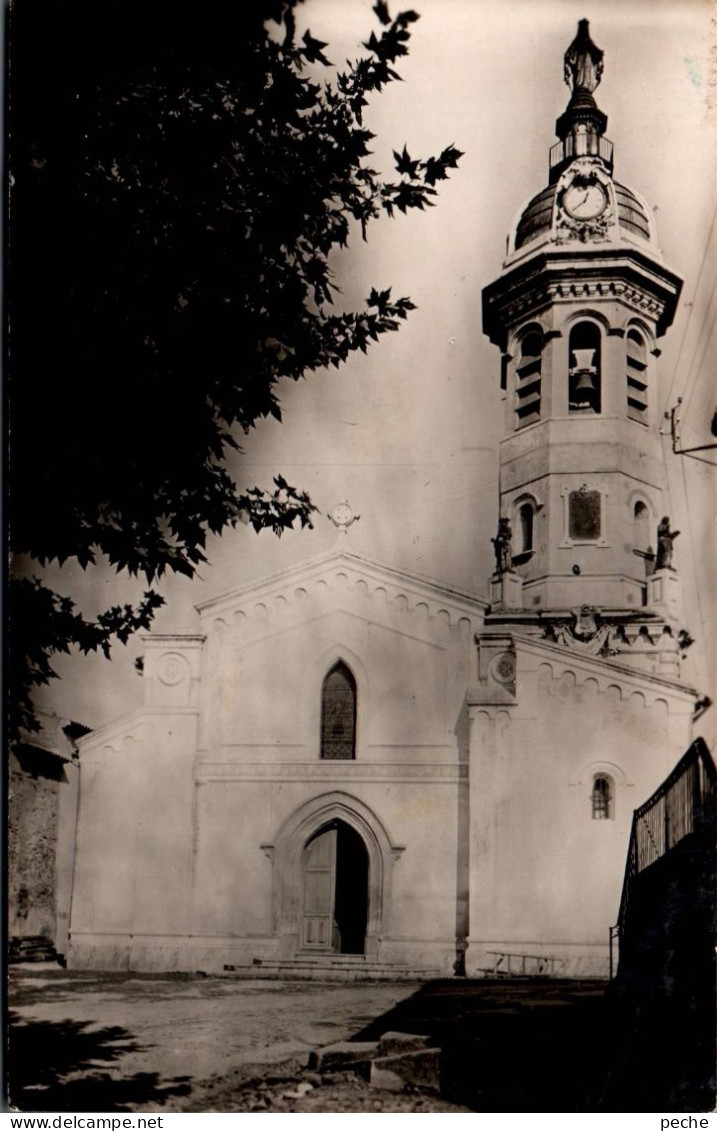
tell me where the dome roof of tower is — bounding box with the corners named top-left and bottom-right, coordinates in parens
top-left (511, 177), bottom-right (656, 253)
top-left (612, 183), bottom-right (653, 242)
top-left (514, 185), bottom-right (558, 250)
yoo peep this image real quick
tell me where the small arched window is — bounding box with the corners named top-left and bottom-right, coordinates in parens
top-left (569, 322), bottom-right (601, 414)
top-left (321, 662), bottom-right (357, 760)
top-left (519, 502), bottom-right (534, 553)
top-left (591, 775), bottom-right (613, 820)
top-left (515, 329), bottom-right (543, 428)
top-left (626, 329), bottom-right (648, 422)
top-left (633, 500), bottom-right (650, 552)
top-left (512, 499), bottom-right (536, 564)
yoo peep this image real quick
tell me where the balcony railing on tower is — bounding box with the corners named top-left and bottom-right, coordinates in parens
top-left (549, 135), bottom-right (614, 178)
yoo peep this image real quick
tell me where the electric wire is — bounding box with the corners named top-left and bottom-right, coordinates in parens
top-left (662, 205), bottom-right (717, 417)
top-left (679, 284), bottom-right (717, 425)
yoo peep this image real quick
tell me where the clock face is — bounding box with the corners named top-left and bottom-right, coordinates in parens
top-left (563, 179), bottom-right (607, 220)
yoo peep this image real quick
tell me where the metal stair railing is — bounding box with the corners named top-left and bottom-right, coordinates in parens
top-left (610, 737), bottom-right (716, 973)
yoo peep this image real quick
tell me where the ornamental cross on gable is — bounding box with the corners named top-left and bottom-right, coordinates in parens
top-left (564, 19), bottom-right (604, 94)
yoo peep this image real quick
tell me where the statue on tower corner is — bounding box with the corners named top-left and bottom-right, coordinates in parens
top-left (492, 517), bottom-right (513, 574)
top-left (564, 19), bottom-right (604, 94)
top-left (656, 516), bottom-right (680, 570)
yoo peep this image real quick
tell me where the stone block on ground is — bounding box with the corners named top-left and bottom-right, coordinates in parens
top-left (308, 1040), bottom-right (380, 1073)
top-left (378, 1031), bottom-right (432, 1057)
top-left (369, 1048), bottom-right (441, 1093)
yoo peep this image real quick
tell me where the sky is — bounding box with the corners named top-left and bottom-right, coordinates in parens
top-left (31, 0), bottom-right (716, 743)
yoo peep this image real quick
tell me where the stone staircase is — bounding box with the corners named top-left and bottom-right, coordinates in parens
top-left (8, 935), bottom-right (62, 965)
top-left (220, 954), bottom-right (436, 982)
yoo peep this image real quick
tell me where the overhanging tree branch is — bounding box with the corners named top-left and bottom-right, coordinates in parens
top-left (8, 0), bottom-right (463, 735)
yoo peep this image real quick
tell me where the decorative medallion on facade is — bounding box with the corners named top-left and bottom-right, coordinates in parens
top-left (490, 651), bottom-right (517, 687)
top-left (157, 652), bottom-right (188, 686)
top-left (328, 501), bottom-right (360, 533)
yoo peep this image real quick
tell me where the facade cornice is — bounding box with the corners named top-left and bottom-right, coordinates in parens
top-left (194, 549), bottom-right (488, 624)
top-left (483, 248), bottom-right (682, 346)
top-left (140, 633), bottom-right (207, 647)
top-left (76, 708), bottom-right (147, 751)
top-left (196, 762), bottom-right (468, 783)
top-left (513, 633), bottom-right (697, 701)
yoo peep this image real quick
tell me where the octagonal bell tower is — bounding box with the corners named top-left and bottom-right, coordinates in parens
top-left (465, 23), bottom-right (698, 979)
top-left (482, 19), bottom-right (683, 626)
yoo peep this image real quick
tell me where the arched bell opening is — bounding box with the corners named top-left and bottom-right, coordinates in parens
top-left (568, 321), bottom-right (602, 414)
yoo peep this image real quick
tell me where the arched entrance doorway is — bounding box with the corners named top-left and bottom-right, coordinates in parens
top-left (301, 820), bottom-right (368, 954)
top-left (268, 791), bottom-right (404, 961)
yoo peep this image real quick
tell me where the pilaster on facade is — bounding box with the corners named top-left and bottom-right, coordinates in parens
top-left (646, 567), bottom-right (683, 627)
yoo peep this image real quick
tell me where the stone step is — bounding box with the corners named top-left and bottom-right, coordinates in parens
top-left (370, 1047), bottom-right (441, 1093)
top-left (379, 1031), bottom-right (433, 1056)
top-left (279, 954), bottom-right (389, 966)
top-left (309, 1040), bottom-right (380, 1073)
top-left (8, 936), bottom-right (60, 964)
top-left (219, 960), bottom-right (434, 982)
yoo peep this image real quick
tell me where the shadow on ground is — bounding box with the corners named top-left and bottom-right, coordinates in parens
top-left (8, 1011), bottom-right (192, 1112)
top-left (351, 976), bottom-right (712, 1112)
top-left (352, 978), bottom-right (611, 1112)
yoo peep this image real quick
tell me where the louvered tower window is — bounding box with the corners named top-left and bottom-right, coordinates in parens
top-left (320, 662), bottom-right (357, 760)
top-left (515, 330), bottom-right (542, 427)
top-left (626, 329), bottom-right (648, 422)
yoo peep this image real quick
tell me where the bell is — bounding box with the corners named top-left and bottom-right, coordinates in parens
top-left (574, 371), bottom-right (597, 395)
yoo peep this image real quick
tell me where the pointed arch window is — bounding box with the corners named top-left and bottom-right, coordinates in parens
top-left (591, 775), bottom-right (613, 820)
top-left (515, 329), bottom-right (543, 428)
top-left (626, 329), bottom-right (648, 422)
top-left (320, 663), bottom-right (357, 760)
top-left (569, 322), bottom-right (601, 414)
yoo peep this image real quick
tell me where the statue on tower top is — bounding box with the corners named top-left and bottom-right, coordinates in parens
top-left (564, 19), bottom-right (604, 94)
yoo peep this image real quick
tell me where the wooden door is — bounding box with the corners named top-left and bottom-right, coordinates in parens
top-left (301, 826), bottom-right (337, 950)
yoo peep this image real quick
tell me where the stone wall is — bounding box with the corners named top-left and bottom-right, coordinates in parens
top-left (8, 748), bottom-right (63, 940)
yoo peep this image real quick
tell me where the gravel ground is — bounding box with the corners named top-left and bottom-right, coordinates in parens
top-left (8, 966), bottom-right (468, 1113)
top-left (163, 1063), bottom-right (470, 1113)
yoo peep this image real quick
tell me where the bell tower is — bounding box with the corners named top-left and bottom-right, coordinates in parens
top-left (482, 19), bottom-right (683, 626)
top-left (465, 23), bottom-right (698, 979)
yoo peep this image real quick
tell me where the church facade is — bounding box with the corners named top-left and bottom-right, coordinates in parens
top-left (66, 23), bottom-right (699, 979)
